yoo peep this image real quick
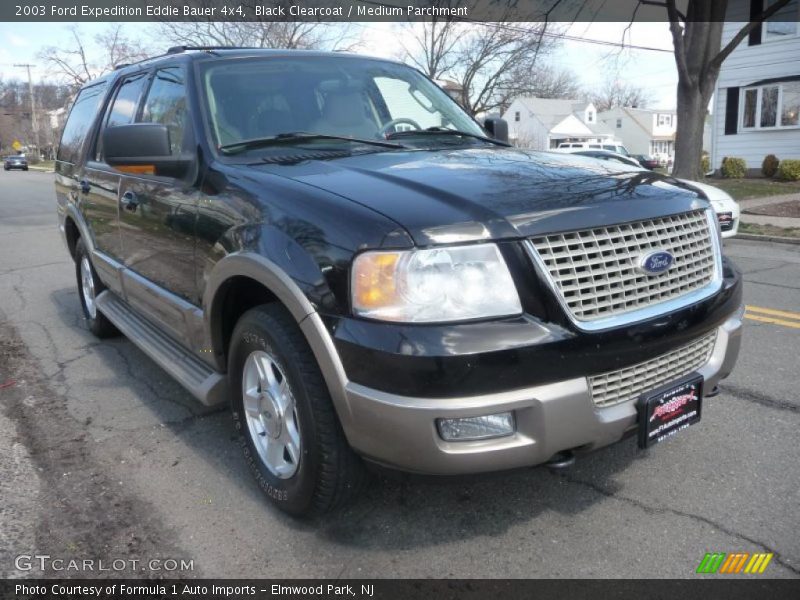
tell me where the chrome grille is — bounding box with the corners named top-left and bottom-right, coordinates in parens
top-left (528, 210), bottom-right (717, 323)
top-left (589, 331), bottom-right (717, 407)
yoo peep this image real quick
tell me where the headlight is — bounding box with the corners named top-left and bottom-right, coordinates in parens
top-left (351, 243), bottom-right (522, 323)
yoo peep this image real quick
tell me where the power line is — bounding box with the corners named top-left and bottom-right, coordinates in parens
top-left (357, 1), bottom-right (673, 53)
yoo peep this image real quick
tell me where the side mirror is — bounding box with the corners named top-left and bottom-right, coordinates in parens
top-left (103, 123), bottom-right (191, 178)
top-left (483, 117), bottom-right (509, 143)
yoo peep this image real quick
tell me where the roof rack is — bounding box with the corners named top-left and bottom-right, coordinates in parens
top-left (166, 45), bottom-right (263, 54)
top-left (113, 63), bottom-right (131, 70)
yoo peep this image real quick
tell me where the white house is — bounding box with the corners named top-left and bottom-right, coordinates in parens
top-left (710, 0), bottom-right (800, 173)
top-left (502, 97), bottom-right (615, 150)
top-left (597, 107), bottom-right (678, 162)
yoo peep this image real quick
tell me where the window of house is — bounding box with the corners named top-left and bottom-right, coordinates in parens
top-left (742, 82), bottom-right (800, 130)
top-left (657, 114), bottom-right (672, 127)
top-left (761, 86), bottom-right (779, 127)
top-left (515, 111), bottom-right (520, 122)
top-left (587, 112), bottom-right (594, 122)
top-left (616, 118), bottom-right (622, 128)
top-left (763, 0), bottom-right (798, 41)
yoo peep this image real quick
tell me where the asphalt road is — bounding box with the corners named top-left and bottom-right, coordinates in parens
top-left (1, 170), bottom-right (798, 579)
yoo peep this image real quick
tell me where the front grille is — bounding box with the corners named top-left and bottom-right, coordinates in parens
top-left (589, 331), bottom-right (717, 407)
top-left (528, 210), bottom-right (717, 322)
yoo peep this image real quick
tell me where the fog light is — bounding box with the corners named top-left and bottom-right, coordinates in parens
top-left (436, 412), bottom-right (515, 441)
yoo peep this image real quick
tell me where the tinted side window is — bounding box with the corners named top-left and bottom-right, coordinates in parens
top-left (95, 73), bottom-right (148, 160)
top-left (107, 74), bottom-right (148, 127)
top-left (140, 67), bottom-right (188, 156)
top-left (57, 83), bottom-right (107, 164)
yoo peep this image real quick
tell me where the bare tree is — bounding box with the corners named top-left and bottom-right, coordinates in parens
top-left (590, 77), bottom-right (652, 111)
top-left (157, 20), bottom-right (361, 52)
top-left (38, 25), bottom-right (149, 88)
top-left (510, 64), bottom-right (583, 100)
top-left (397, 19), bottom-right (461, 79)
top-left (399, 19), bottom-right (565, 116)
top-left (641, 0), bottom-right (793, 179)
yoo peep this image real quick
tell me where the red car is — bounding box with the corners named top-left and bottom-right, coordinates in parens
top-left (632, 154), bottom-right (660, 170)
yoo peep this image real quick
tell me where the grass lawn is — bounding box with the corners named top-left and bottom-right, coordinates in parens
top-left (739, 222), bottom-right (800, 239)
top-left (28, 160), bottom-right (55, 171)
top-left (704, 177), bottom-right (800, 200)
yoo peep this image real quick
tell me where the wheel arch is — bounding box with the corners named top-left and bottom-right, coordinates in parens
top-left (204, 253), bottom-right (354, 425)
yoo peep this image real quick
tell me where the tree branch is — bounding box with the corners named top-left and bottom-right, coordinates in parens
top-left (710, 0), bottom-right (792, 71)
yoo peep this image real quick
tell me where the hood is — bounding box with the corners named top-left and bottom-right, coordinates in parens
top-left (249, 147), bottom-right (708, 245)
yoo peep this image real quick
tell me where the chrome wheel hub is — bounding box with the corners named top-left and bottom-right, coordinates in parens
top-left (80, 257), bottom-right (97, 319)
top-left (242, 350), bottom-right (301, 479)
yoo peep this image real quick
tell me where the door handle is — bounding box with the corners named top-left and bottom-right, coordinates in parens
top-left (79, 180), bottom-right (91, 194)
top-left (120, 191), bottom-right (140, 213)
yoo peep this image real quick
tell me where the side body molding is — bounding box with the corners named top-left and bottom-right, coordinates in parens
top-left (203, 253), bottom-right (355, 425)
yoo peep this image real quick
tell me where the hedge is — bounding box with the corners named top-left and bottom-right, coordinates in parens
top-left (721, 156), bottom-right (747, 178)
top-left (777, 159), bottom-right (800, 181)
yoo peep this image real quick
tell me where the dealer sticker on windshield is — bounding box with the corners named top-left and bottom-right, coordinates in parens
top-left (638, 375), bottom-right (703, 449)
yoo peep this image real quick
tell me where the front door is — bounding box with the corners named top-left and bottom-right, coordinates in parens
top-left (114, 65), bottom-right (200, 344)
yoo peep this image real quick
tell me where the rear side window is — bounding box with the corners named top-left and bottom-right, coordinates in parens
top-left (57, 83), bottom-right (107, 164)
top-left (140, 67), bottom-right (188, 156)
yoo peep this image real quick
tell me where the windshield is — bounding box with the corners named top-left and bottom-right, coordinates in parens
top-left (200, 55), bottom-right (485, 153)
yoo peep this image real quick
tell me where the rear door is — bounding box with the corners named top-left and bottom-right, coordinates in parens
top-left (82, 72), bottom-right (149, 265)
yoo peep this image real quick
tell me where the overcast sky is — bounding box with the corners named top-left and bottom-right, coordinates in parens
top-left (0, 21), bottom-right (679, 109)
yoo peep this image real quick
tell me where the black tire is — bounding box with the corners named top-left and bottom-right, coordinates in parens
top-left (74, 238), bottom-right (119, 338)
top-left (229, 304), bottom-right (366, 516)
top-left (23, 167), bottom-right (28, 171)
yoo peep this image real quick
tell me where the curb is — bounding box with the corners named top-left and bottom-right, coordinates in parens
top-left (733, 233), bottom-right (800, 245)
top-left (26, 168), bottom-right (55, 173)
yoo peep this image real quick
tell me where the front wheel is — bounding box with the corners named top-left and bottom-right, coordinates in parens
top-left (229, 304), bottom-right (366, 516)
top-left (74, 239), bottom-right (118, 338)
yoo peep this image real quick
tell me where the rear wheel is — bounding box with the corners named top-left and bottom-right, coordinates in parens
top-left (229, 304), bottom-right (366, 516)
top-left (74, 239), bottom-right (118, 338)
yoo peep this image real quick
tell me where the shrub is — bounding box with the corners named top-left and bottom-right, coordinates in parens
top-left (762, 154), bottom-right (780, 177)
top-left (721, 156), bottom-right (747, 178)
top-left (777, 159), bottom-right (800, 181)
top-left (700, 154), bottom-right (710, 174)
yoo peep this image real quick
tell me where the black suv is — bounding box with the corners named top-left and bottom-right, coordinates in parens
top-left (55, 47), bottom-right (743, 516)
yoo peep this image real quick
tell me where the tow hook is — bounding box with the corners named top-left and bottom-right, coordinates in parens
top-left (706, 385), bottom-right (720, 398)
top-left (545, 451), bottom-right (576, 470)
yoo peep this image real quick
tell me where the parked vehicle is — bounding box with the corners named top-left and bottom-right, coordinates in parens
top-left (632, 154), bottom-right (661, 170)
top-left (55, 47), bottom-right (743, 516)
top-left (571, 150), bottom-right (739, 239)
top-left (3, 155), bottom-right (28, 171)
top-left (678, 179), bottom-right (741, 238)
top-left (570, 149), bottom-right (642, 168)
top-left (556, 141), bottom-right (631, 155)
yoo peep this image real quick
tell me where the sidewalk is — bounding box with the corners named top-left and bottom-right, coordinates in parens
top-left (739, 193), bottom-right (800, 229)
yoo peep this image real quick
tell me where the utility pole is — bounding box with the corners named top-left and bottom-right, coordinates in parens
top-left (13, 63), bottom-right (39, 156)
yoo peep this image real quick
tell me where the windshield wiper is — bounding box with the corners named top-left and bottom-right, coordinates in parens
top-left (386, 127), bottom-right (511, 147)
top-left (219, 132), bottom-right (407, 155)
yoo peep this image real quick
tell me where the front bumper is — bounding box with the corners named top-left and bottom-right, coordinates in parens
top-left (340, 311), bottom-right (742, 475)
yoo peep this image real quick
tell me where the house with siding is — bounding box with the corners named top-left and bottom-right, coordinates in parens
top-left (501, 97), bottom-right (615, 150)
top-left (597, 107), bottom-right (678, 162)
top-left (711, 0), bottom-right (800, 173)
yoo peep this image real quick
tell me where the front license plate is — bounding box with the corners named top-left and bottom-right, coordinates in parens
top-left (637, 375), bottom-right (703, 448)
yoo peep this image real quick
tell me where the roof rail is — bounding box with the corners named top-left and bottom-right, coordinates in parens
top-left (167, 45), bottom-right (263, 54)
top-left (113, 63), bottom-right (131, 70)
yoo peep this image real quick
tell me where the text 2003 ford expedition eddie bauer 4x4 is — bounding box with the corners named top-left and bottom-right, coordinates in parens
top-left (55, 47), bottom-right (743, 516)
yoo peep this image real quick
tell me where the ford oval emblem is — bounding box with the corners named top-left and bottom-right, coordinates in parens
top-left (638, 250), bottom-right (674, 275)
